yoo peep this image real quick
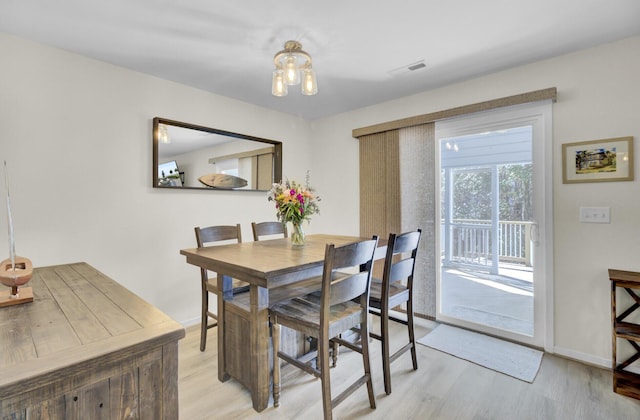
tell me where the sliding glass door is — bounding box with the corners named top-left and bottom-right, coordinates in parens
top-left (435, 102), bottom-right (552, 348)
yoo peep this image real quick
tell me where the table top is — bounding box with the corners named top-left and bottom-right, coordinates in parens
top-left (609, 268), bottom-right (640, 286)
top-left (180, 234), bottom-right (384, 289)
top-left (0, 262), bottom-right (185, 394)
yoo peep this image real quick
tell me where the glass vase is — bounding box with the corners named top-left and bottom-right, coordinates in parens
top-left (291, 222), bottom-right (305, 246)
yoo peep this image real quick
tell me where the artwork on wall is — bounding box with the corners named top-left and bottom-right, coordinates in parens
top-left (562, 136), bottom-right (634, 184)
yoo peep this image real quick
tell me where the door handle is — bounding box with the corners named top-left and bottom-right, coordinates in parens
top-left (530, 222), bottom-right (539, 246)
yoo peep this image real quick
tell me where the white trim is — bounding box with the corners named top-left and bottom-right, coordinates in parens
top-left (552, 345), bottom-right (614, 371)
top-left (554, 345), bottom-right (640, 375)
top-left (181, 316), bottom-right (201, 328)
top-left (434, 100), bottom-right (554, 350)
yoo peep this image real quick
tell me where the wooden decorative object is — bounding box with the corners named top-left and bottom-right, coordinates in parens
top-left (2, 161), bottom-right (33, 307)
top-left (0, 256), bottom-right (33, 307)
top-left (198, 173), bottom-right (248, 189)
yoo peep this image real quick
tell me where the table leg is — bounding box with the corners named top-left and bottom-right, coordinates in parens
top-left (250, 284), bottom-right (270, 411)
top-left (217, 272), bottom-right (230, 382)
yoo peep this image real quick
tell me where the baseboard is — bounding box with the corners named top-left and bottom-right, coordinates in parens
top-left (552, 345), bottom-right (610, 369)
top-left (180, 316), bottom-right (201, 328)
top-left (551, 345), bottom-right (640, 375)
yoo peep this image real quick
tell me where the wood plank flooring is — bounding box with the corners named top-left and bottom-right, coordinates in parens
top-left (178, 316), bottom-right (640, 419)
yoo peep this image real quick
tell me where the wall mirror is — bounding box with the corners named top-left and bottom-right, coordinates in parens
top-left (153, 117), bottom-right (282, 191)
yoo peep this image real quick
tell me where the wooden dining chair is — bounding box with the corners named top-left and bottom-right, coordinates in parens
top-left (369, 229), bottom-right (422, 394)
top-left (194, 224), bottom-right (249, 352)
top-left (270, 237), bottom-right (379, 420)
top-left (251, 221), bottom-right (288, 241)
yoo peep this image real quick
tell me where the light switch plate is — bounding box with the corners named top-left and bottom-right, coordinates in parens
top-left (579, 207), bottom-right (610, 223)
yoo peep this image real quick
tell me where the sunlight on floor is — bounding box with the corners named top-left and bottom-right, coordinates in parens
top-left (441, 265), bottom-right (534, 335)
top-left (449, 268), bottom-right (532, 296)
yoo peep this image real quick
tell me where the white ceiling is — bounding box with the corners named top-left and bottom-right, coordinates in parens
top-left (1, 1), bottom-right (639, 120)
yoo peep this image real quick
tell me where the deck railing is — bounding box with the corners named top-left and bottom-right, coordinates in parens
top-left (444, 219), bottom-right (533, 267)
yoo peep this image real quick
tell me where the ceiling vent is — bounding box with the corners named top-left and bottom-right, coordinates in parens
top-left (388, 60), bottom-right (426, 77)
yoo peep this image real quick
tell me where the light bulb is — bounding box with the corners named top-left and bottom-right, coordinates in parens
top-left (284, 55), bottom-right (299, 85)
top-left (301, 68), bottom-right (318, 95)
top-left (272, 70), bottom-right (288, 96)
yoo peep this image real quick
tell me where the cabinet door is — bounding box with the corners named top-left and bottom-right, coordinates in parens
top-left (26, 397), bottom-right (66, 419)
top-left (109, 368), bottom-right (140, 419)
top-left (62, 378), bottom-right (111, 420)
top-left (138, 360), bottom-right (163, 420)
top-left (5, 396), bottom-right (66, 420)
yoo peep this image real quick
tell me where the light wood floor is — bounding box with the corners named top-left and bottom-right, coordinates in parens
top-left (178, 316), bottom-right (640, 420)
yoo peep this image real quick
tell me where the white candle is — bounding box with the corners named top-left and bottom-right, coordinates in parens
top-left (4, 161), bottom-right (16, 271)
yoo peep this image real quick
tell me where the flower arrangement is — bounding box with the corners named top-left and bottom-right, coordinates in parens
top-left (268, 172), bottom-right (320, 245)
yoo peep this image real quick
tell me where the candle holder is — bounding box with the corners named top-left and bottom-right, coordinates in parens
top-left (0, 256), bottom-right (33, 307)
top-left (1, 161), bottom-right (33, 307)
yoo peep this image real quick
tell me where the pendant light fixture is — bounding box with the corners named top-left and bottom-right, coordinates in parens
top-left (158, 123), bottom-right (170, 144)
top-left (272, 40), bottom-right (318, 96)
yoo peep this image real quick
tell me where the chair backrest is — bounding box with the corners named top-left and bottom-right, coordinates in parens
top-left (194, 224), bottom-right (242, 284)
top-left (251, 221), bottom-right (288, 241)
top-left (195, 224), bottom-right (242, 247)
top-left (382, 229), bottom-right (421, 291)
top-left (319, 237), bottom-right (378, 324)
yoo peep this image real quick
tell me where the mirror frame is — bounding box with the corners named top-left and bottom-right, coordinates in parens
top-left (152, 117), bottom-right (282, 191)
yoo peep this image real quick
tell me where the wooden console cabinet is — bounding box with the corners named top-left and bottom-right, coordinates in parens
top-left (608, 268), bottom-right (640, 400)
top-left (0, 263), bottom-right (185, 419)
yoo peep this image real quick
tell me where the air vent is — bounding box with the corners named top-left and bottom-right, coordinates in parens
top-left (388, 60), bottom-right (427, 77)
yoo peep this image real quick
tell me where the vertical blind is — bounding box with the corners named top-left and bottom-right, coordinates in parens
top-left (358, 124), bottom-right (436, 318)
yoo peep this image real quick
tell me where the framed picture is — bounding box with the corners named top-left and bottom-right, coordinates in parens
top-left (562, 136), bottom-right (634, 184)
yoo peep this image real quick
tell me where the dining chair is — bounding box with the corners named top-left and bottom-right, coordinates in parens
top-left (251, 221), bottom-right (288, 241)
top-left (194, 224), bottom-right (249, 352)
top-left (369, 229), bottom-right (422, 394)
top-left (270, 236), bottom-right (379, 420)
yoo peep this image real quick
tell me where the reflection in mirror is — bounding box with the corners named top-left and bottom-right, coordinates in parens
top-left (153, 117), bottom-right (282, 191)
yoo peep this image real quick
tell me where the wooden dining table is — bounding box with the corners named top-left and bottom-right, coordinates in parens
top-left (180, 234), bottom-right (384, 412)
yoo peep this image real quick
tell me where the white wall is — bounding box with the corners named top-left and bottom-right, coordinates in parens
top-left (310, 36), bottom-right (640, 367)
top-left (0, 33), bottom-right (314, 325)
top-left (2, 31), bottom-right (639, 368)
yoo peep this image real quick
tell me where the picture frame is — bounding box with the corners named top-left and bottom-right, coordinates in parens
top-left (562, 136), bottom-right (634, 184)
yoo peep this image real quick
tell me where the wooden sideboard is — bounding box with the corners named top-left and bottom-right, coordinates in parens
top-left (0, 262), bottom-right (185, 419)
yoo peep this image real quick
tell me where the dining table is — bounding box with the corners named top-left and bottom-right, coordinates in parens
top-left (180, 233), bottom-right (384, 412)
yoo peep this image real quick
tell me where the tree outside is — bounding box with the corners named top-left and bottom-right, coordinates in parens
top-left (446, 163), bottom-right (533, 222)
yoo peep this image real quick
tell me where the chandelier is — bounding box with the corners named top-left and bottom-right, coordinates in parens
top-left (271, 40), bottom-right (318, 97)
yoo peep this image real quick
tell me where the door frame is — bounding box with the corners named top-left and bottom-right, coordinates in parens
top-left (434, 101), bottom-right (554, 350)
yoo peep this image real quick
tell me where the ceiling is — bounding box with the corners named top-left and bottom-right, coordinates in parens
top-left (1, 1), bottom-right (639, 120)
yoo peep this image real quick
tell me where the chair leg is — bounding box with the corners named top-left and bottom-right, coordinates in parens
top-left (407, 298), bottom-right (418, 370)
top-left (200, 284), bottom-right (208, 352)
top-left (319, 334), bottom-right (333, 420)
top-left (331, 339), bottom-right (339, 367)
top-left (361, 317), bottom-right (376, 409)
top-left (272, 322), bottom-right (281, 407)
top-left (380, 305), bottom-right (392, 395)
